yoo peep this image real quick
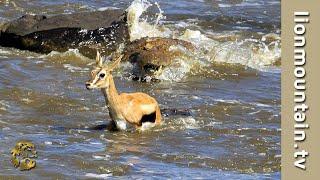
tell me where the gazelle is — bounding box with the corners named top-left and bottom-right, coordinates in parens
top-left (85, 52), bottom-right (162, 130)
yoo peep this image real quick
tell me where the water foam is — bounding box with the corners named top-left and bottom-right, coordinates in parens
top-left (41, 49), bottom-right (91, 62)
top-left (0, 100), bottom-right (10, 111)
top-left (126, 0), bottom-right (171, 41)
top-left (125, 0), bottom-right (281, 81)
top-left (85, 173), bottom-right (112, 179)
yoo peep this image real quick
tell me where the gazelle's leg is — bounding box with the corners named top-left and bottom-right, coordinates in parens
top-left (155, 105), bottom-right (162, 124)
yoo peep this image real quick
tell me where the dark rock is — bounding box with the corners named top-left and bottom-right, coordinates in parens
top-left (122, 37), bottom-right (195, 76)
top-left (0, 10), bottom-right (129, 58)
top-left (0, 10), bottom-right (196, 77)
top-left (1, 9), bottom-right (125, 35)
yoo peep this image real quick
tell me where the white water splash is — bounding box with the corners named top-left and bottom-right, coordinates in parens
top-left (157, 57), bottom-right (194, 81)
top-left (41, 49), bottom-right (91, 61)
top-left (176, 117), bottom-right (199, 130)
top-left (0, 100), bottom-right (10, 111)
top-left (126, 0), bottom-right (170, 41)
top-left (125, 0), bottom-right (281, 80)
top-left (85, 173), bottom-right (112, 179)
top-left (63, 64), bottom-right (89, 73)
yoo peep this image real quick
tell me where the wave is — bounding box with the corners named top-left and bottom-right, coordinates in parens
top-left (125, 0), bottom-right (281, 81)
top-left (1, 0), bottom-right (281, 82)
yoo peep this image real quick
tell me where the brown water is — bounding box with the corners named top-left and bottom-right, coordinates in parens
top-left (0, 0), bottom-right (280, 179)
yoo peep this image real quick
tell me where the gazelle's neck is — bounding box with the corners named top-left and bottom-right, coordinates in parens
top-left (102, 75), bottom-right (128, 130)
top-left (101, 75), bottom-right (120, 107)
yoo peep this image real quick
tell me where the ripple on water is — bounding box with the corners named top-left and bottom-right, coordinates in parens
top-left (0, 0), bottom-right (280, 178)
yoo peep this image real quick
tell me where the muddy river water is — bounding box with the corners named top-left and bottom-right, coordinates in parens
top-left (0, 0), bottom-right (280, 179)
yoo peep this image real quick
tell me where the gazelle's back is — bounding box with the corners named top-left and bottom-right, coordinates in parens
top-left (120, 92), bottom-right (158, 105)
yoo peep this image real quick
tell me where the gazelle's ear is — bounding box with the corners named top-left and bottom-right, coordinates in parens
top-left (109, 54), bottom-right (123, 72)
top-left (96, 51), bottom-right (103, 67)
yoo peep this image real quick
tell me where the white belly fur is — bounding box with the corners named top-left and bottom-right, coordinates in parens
top-left (114, 119), bottom-right (135, 131)
top-left (115, 119), bottom-right (127, 130)
top-left (139, 122), bottom-right (156, 131)
top-left (114, 119), bottom-right (156, 131)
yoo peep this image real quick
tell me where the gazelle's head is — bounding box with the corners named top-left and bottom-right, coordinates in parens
top-left (85, 51), bottom-right (122, 90)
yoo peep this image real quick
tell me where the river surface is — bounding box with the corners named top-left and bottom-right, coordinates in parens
top-left (0, 0), bottom-right (280, 179)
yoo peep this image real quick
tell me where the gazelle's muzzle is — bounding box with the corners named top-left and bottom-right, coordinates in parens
top-left (85, 82), bottom-right (93, 90)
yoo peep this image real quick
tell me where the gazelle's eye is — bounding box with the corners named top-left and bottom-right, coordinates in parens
top-left (99, 73), bottom-right (105, 79)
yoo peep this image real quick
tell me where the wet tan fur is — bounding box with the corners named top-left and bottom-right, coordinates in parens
top-left (86, 52), bottom-right (161, 129)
